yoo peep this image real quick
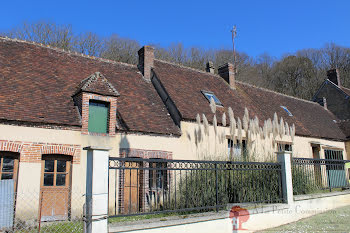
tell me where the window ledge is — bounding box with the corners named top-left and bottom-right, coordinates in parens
top-left (85, 132), bottom-right (113, 137)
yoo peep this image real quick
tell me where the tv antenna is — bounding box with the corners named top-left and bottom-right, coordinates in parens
top-left (231, 25), bottom-right (237, 73)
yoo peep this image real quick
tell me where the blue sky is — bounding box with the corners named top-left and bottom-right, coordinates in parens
top-left (1, 0), bottom-right (349, 58)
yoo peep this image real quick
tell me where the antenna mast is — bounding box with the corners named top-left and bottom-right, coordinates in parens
top-left (231, 25), bottom-right (237, 73)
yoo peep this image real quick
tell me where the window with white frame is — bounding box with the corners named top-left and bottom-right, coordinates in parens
top-left (228, 139), bottom-right (247, 160)
top-left (277, 142), bottom-right (292, 152)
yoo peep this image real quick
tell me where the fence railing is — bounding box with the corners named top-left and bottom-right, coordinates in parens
top-left (108, 157), bottom-right (283, 218)
top-left (292, 157), bottom-right (350, 195)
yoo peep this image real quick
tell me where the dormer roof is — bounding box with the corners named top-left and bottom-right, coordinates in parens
top-left (74, 72), bottom-right (120, 97)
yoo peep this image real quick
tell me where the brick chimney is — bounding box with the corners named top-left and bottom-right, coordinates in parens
top-left (327, 69), bottom-right (341, 87)
top-left (218, 63), bottom-right (235, 89)
top-left (206, 61), bottom-right (215, 74)
top-left (138, 46), bottom-right (154, 81)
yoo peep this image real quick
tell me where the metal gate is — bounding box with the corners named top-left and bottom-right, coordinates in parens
top-left (325, 150), bottom-right (347, 188)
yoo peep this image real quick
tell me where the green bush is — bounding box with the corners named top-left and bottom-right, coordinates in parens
top-left (174, 163), bottom-right (283, 211)
top-left (292, 165), bottom-right (319, 195)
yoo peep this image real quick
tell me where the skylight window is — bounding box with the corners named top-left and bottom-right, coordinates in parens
top-left (281, 106), bottom-right (293, 116)
top-left (202, 91), bottom-right (223, 106)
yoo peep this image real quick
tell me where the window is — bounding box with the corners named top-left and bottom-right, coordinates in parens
top-left (42, 155), bottom-right (71, 187)
top-left (88, 100), bottom-right (109, 133)
top-left (149, 162), bottom-right (168, 190)
top-left (0, 152), bottom-right (19, 181)
top-left (280, 106), bottom-right (293, 116)
top-left (201, 90), bottom-right (223, 106)
top-left (324, 149), bottom-right (343, 161)
top-left (228, 139), bottom-right (247, 160)
top-left (277, 143), bottom-right (292, 152)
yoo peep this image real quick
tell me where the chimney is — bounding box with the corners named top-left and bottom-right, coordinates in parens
top-left (206, 61), bottom-right (215, 74)
top-left (327, 69), bottom-right (341, 87)
top-left (138, 46), bottom-right (154, 81)
top-left (323, 97), bottom-right (328, 110)
top-left (218, 63), bottom-right (235, 89)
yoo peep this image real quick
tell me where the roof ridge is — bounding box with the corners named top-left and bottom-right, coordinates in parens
top-left (154, 59), bottom-right (219, 77)
top-left (235, 81), bottom-right (320, 105)
top-left (337, 119), bottom-right (350, 123)
top-left (155, 59), bottom-right (320, 106)
top-left (325, 79), bottom-right (350, 97)
top-left (0, 36), bottom-right (137, 68)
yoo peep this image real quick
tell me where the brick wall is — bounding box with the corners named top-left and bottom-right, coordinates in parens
top-left (0, 140), bottom-right (81, 164)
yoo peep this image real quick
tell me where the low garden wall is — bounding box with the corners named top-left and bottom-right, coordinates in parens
top-left (108, 190), bottom-right (350, 232)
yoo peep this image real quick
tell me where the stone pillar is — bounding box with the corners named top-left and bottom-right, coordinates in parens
top-left (277, 151), bottom-right (294, 204)
top-left (84, 146), bottom-right (111, 233)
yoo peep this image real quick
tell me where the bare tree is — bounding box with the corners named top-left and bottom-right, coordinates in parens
top-left (74, 32), bottom-right (103, 56)
top-left (7, 21), bottom-right (74, 50)
top-left (270, 55), bottom-right (318, 99)
top-left (101, 34), bottom-right (140, 64)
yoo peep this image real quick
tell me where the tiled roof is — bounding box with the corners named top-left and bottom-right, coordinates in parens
top-left (74, 72), bottom-right (120, 97)
top-left (153, 60), bottom-right (346, 140)
top-left (337, 120), bottom-right (350, 139)
top-left (0, 38), bottom-right (180, 135)
top-left (0, 37), bottom-right (346, 140)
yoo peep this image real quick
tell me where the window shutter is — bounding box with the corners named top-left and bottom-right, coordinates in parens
top-left (88, 102), bottom-right (109, 133)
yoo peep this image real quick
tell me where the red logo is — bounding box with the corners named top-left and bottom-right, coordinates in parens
top-left (229, 206), bottom-right (250, 231)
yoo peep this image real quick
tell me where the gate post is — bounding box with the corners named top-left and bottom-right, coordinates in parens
top-left (84, 146), bottom-right (111, 233)
top-left (277, 151), bottom-right (294, 204)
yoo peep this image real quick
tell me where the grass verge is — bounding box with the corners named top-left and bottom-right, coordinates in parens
top-left (260, 205), bottom-right (350, 232)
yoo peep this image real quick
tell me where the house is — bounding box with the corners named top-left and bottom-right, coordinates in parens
top-left (0, 37), bottom-right (348, 221)
top-left (312, 69), bottom-right (350, 158)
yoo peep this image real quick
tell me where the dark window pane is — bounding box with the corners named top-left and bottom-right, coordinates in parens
top-left (2, 158), bottom-right (14, 172)
top-left (57, 160), bottom-right (66, 172)
top-left (1, 173), bottom-right (13, 180)
top-left (44, 174), bottom-right (54, 186)
top-left (45, 160), bottom-right (54, 172)
top-left (56, 174), bottom-right (66, 186)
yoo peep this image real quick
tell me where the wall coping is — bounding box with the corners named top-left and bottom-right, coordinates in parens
top-left (108, 203), bottom-right (289, 232)
top-left (109, 190), bottom-right (350, 232)
top-left (294, 189), bottom-right (350, 201)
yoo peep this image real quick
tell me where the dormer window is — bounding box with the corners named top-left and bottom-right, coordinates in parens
top-left (202, 90), bottom-right (223, 106)
top-left (281, 106), bottom-right (293, 116)
top-left (73, 72), bottom-right (119, 136)
top-left (88, 100), bottom-right (109, 134)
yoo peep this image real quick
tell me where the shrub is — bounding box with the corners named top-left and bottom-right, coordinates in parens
top-left (174, 161), bottom-right (283, 211)
top-left (292, 165), bottom-right (319, 195)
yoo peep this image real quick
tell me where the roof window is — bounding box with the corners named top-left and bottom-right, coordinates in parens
top-left (201, 90), bottom-right (223, 106)
top-left (281, 106), bottom-right (293, 116)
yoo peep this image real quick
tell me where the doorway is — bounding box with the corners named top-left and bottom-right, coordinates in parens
top-left (0, 152), bottom-right (19, 188)
top-left (123, 161), bottom-right (142, 214)
top-left (0, 152), bottom-right (19, 229)
top-left (40, 155), bottom-right (72, 221)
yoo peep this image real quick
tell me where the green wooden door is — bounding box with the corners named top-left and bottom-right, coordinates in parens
top-left (88, 101), bottom-right (109, 133)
